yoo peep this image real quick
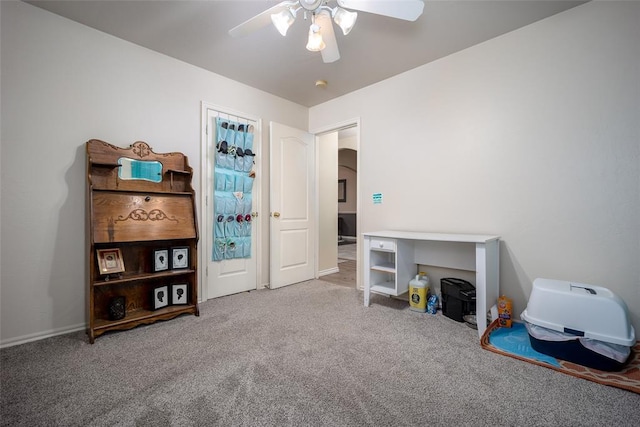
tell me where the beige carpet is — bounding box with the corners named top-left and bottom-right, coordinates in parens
top-left (3, 281), bottom-right (639, 426)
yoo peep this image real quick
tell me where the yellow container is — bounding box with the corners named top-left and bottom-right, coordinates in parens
top-left (409, 274), bottom-right (428, 312)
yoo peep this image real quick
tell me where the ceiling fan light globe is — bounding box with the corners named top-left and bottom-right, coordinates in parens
top-left (271, 8), bottom-right (296, 36)
top-left (333, 7), bottom-right (357, 35)
top-left (306, 24), bottom-right (326, 51)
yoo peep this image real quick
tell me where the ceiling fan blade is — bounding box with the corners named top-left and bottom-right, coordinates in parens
top-left (316, 11), bottom-right (340, 63)
top-left (337, 0), bottom-right (424, 21)
top-left (229, 1), bottom-right (295, 37)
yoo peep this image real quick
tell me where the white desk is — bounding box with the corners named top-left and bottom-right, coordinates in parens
top-left (363, 231), bottom-right (500, 337)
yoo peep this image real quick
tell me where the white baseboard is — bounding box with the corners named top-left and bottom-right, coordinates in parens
top-left (0, 323), bottom-right (86, 349)
top-left (319, 267), bottom-right (340, 277)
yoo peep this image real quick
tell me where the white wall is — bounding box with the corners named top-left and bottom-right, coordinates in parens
top-left (0, 1), bottom-right (308, 345)
top-left (310, 1), bottom-right (640, 332)
top-left (317, 133), bottom-right (338, 274)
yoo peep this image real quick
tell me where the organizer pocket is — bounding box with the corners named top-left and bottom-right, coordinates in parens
top-left (235, 155), bottom-right (245, 172)
top-left (215, 215), bottom-right (225, 238)
top-left (214, 193), bottom-right (226, 215)
top-left (216, 152), bottom-right (234, 170)
top-left (243, 176), bottom-right (254, 193)
top-left (224, 195), bottom-right (236, 214)
top-left (216, 119), bottom-right (228, 142)
top-left (214, 171), bottom-right (226, 191)
top-left (213, 237), bottom-right (226, 261)
top-left (225, 129), bottom-right (236, 148)
top-left (234, 173), bottom-right (244, 192)
top-left (241, 194), bottom-right (252, 214)
top-left (239, 218), bottom-right (248, 237)
top-left (244, 132), bottom-right (254, 152)
top-left (234, 129), bottom-right (245, 150)
top-left (225, 172), bottom-right (235, 192)
top-left (242, 237), bottom-right (251, 258)
top-left (224, 238), bottom-right (238, 259)
top-left (243, 155), bottom-right (254, 173)
top-left (225, 219), bottom-right (238, 237)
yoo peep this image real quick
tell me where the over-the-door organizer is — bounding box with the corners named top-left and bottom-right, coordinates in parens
top-left (213, 117), bottom-right (255, 261)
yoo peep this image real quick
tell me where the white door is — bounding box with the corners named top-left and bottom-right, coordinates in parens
top-left (269, 122), bottom-right (315, 289)
top-left (203, 106), bottom-right (259, 299)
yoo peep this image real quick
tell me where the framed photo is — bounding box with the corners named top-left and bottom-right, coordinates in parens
top-left (338, 179), bottom-right (347, 202)
top-left (171, 246), bottom-right (189, 269)
top-left (152, 285), bottom-right (169, 310)
top-left (153, 249), bottom-right (169, 272)
top-left (96, 248), bottom-right (125, 275)
top-left (170, 283), bottom-right (188, 305)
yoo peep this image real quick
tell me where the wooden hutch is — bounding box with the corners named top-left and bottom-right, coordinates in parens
top-left (86, 140), bottom-right (199, 343)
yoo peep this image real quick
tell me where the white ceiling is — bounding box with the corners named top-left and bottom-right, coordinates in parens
top-left (26, 0), bottom-right (587, 107)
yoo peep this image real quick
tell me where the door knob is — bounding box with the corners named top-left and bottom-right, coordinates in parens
top-left (273, 212), bottom-right (281, 218)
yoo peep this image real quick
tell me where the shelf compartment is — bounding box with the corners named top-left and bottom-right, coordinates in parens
top-left (370, 262), bottom-right (396, 273)
top-left (92, 269), bottom-right (196, 287)
top-left (93, 304), bottom-right (198, 332)
top-left (370, 282), bottom-right (397, 295)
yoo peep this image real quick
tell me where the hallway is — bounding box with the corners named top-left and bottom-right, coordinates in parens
top-left (322, 243), bottom-right (356, 288)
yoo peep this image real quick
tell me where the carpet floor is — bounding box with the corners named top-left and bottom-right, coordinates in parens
top-left (2, 280), bottom-right (639, 426)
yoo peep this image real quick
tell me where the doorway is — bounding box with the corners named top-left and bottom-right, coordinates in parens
top-left (316, 123), bottom-right (360, 289)
top-left (199, 108), bottom-right (359, 300)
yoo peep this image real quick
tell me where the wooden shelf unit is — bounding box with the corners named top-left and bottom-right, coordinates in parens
top-left (86, 140), bottom-right (199, 343)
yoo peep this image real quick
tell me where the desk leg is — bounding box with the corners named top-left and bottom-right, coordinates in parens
top-left (364, 281), bottom-right (370, 306)
top-left (476, 243), bottom-right (488, 337)
top-left (363, 236), bottom-right (370, 306)
top-left (475, 240), bottom-right (500, 338)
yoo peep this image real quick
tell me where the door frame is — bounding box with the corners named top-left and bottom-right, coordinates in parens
top-left (199, 101), bottom-right (262, 301)
top-left (311, 117), bottom-right (361, 288)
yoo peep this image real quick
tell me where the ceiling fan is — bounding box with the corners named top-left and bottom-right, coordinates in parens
top-left (229, 0), bottom-right (425, 63)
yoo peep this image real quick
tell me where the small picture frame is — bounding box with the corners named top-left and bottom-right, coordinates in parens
top-left (153, 249), bottom-right (169, 272)
top-left (170, 283), bottom-right (189, 305)
top-left (96, 248), bottom-right (125, 275)
top-left (171, 246), bottom-right (189, 270)
top-left (338, 179), bottom-right (347, 202)
top-left (152, 285), bottom-right (169, 310)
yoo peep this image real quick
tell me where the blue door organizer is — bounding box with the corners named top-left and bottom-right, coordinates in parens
top-left (212, 117), bottom-right (255, 261)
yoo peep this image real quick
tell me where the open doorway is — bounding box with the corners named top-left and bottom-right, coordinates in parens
top-left (319, 125), bottom-right (359, 289)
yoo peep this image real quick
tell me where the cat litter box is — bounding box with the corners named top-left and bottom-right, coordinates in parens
top-left (521, 278), bottom-right (636, 371)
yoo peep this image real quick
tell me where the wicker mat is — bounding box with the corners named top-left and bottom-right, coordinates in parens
top-left (480, 320), bottom-right (640, 394)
